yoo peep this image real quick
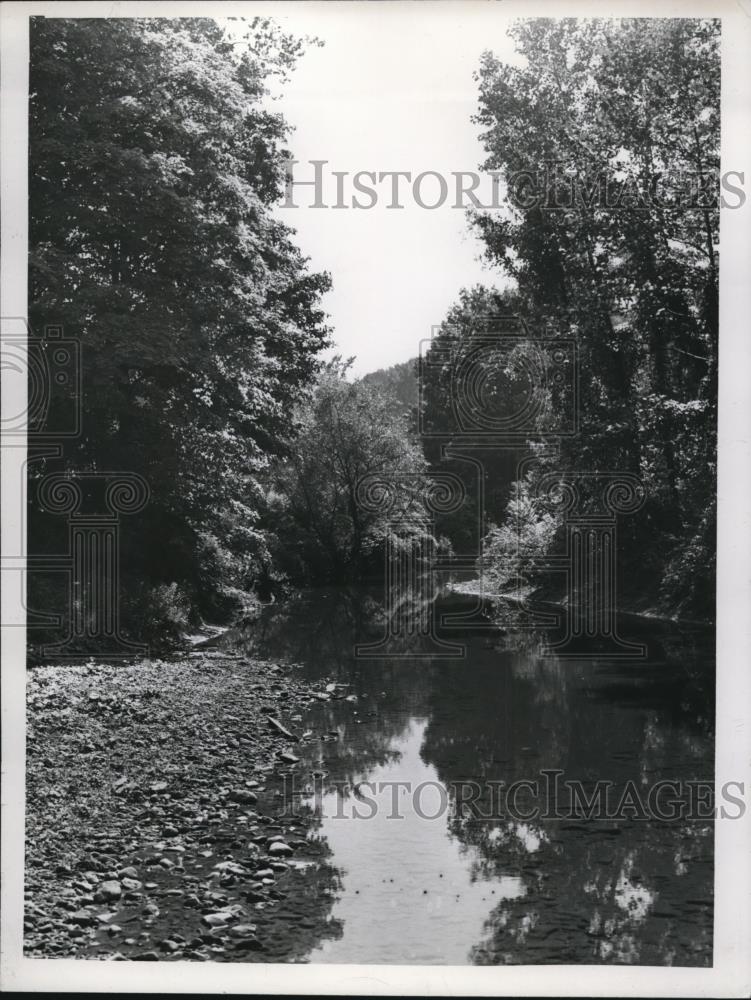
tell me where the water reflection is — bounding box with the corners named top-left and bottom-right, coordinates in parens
top-left (225, 585), bottom-right (714, 965)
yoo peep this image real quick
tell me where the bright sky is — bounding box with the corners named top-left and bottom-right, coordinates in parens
top-left (261, 3), bottom-right (522, 376)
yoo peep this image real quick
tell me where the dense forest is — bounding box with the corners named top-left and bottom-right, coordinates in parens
top-left (28, 16), bottom-right (718, 654)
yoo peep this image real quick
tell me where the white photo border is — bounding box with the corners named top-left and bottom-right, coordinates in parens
top-left (1, 1), bottom-right (749, 995)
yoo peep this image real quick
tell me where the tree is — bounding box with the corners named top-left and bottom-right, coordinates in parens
top-left (466, 18), bottom-right (718, 618)
top-left (360, 359), bottom-right (419, 428)
top-left (265, 361), bottom-right (431, 584)
top-left (418, 285), bottom-right (555, 556)
top-left (28, 17), bottom-right (330, 635)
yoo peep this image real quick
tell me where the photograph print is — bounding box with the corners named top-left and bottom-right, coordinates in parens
top-left (1, 1), bottom-right (750, 995)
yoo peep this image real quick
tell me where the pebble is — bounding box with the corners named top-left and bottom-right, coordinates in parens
top-left (229, 923), bottom-right (257, 938)
top-left (267, 718), bottom-right (298, 741)
top-left (233, 937), bottom-right (263, 951)
top-left (213, 861), bottom-right (247, 876)
top-left (228, 789), bottom-right (258, 805)
top-left (268, 841), bottom-right (293, 857)
top-left (24, 660), bottom-right (356, 962)
top-left (94, 880), bottom-right (122, 902)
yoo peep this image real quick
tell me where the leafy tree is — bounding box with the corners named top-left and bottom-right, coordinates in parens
top-left (28, 17), bottom-right (330, 637)
top-left (462, 18), bottom-right (718, 618)
top-left (418, 285), bottom-right (554, 556)
top-left (265, 362), bottom-right (431, 584)
top-left (481, 475), bottom-right (561, 592)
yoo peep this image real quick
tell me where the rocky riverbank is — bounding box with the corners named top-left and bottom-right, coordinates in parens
top-left (24, 650), bottom-right (349, 961)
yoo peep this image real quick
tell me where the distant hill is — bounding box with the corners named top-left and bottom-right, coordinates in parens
top-left (360, 358), bottom-right (418, 411)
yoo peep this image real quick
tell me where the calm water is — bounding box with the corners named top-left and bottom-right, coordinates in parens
top-left (226, 585), bottom-right (715, 966)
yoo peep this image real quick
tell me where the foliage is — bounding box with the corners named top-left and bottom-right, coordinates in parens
top-left (473, 18), bottom-right (718, 618)
top-left (360, 359), bottom-right (419, 428)
top-left (418, 285), bottom-right (542, 555)
top-left (265, 361), bottom-right (432, 584)
top-left (419, 19), bottom-right (718, 619)
top-left (482, 476), bottom-right (562, 591)
top-left (28, 17), bottom-right (330, 639)
top-left (120, 581), bottom-right (192, 653)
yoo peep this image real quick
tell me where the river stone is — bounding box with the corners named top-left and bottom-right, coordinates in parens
top-left (117, 866), bottom-right (139, 880)
top-left (69, 909), bottom-right (96, 926)
top-left (268, 841), bottom-right (293, 857)
top-left (278, 752), bottom-right (299, 765)
top-left (213, 861), bottom-right (247, 876)
top-left (201, 911), bottom-right (233, 927)
top-left (228, 789), bottom-right (258, 805)
top-left (95, 880), bottom-right (122, 902)
top-left (233, 937), bottom-right (263, 951)
top-left (267, 717), bottom-right (298, 741)
top-left (229, 923), bottom-right (257, 938)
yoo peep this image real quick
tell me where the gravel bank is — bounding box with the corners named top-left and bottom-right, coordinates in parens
top-left (24, 651), bottom-right (343, 961)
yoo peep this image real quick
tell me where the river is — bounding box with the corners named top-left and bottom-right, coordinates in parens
top-left (224, 584), bottom-right (715, 966)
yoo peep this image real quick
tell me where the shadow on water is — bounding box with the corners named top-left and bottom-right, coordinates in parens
top-left (223, 583), bottom-right (715, 966)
